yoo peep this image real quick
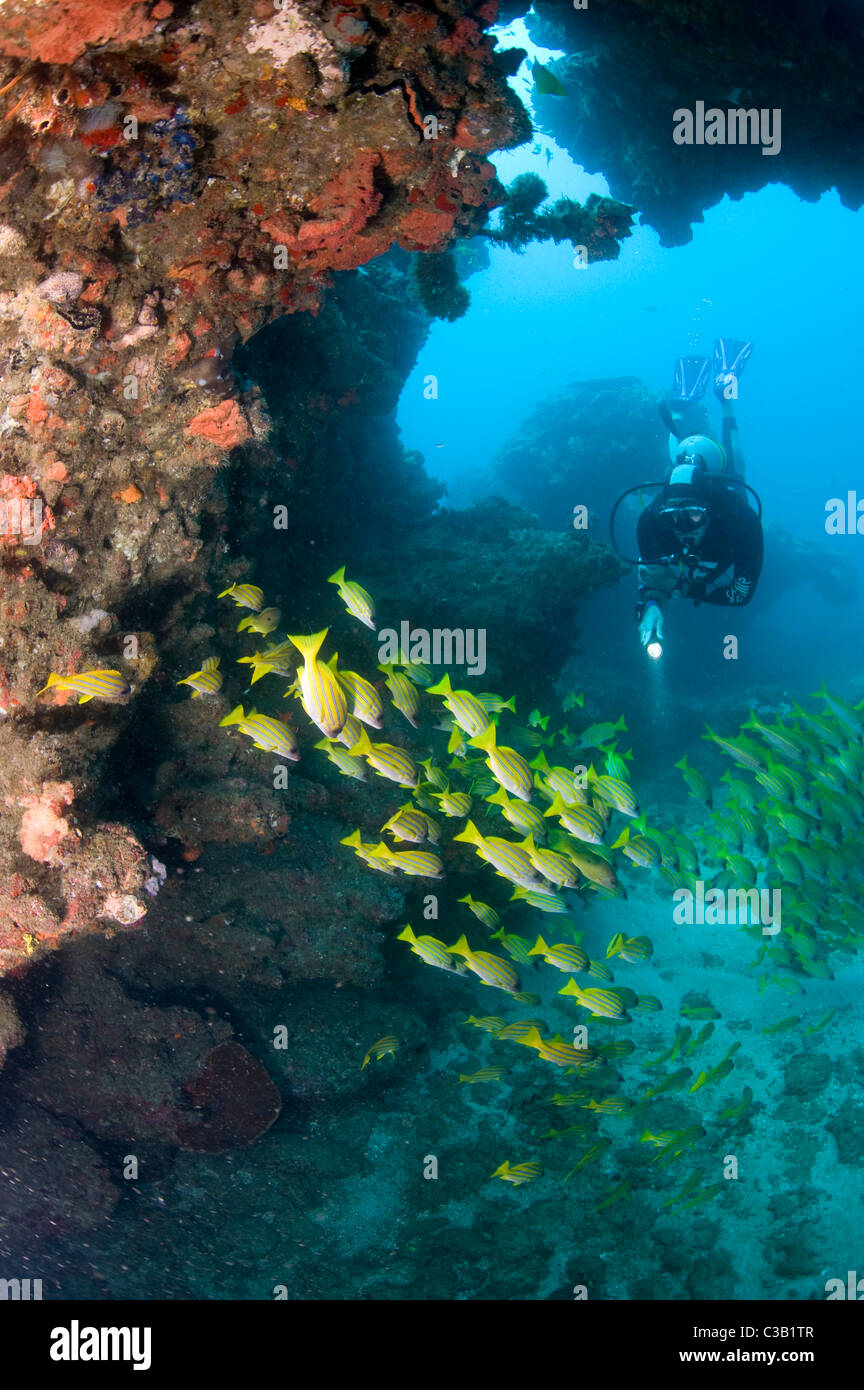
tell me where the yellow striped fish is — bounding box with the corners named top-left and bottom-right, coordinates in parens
top-left (528, 935), bottom-right (588, 973)
top-left (453, 821), bottom-right (542, 889)
top-left (517, 1026), bottom-right (594, 1068)
top-left (379, 663), bottom-right (420, 727)
top-left (530, 751), bottom-right (590, 805)
top-left (544, 793), bottom-right (605, 844)
top-left (287, 629), bottom-right (347, 737)
top-left (237, 606), bottom-right (281, 635)
top-left (383, 805), bottom-right (431, 843)
top-left (519, 833), bottom-right (578, 887)
top-left (397, 924), bottom-right (460, 971)
top-left (558, 978), bottom-right (634, 1018)
top-left (314, 738), bottom-right (367, 781)
top-left (606, 933), bottom-right (653, 963)
top-left (337, 713), bottom-right (365, 747)
top-left (177, 656), bottom-right (222, 698)
top-left (459, 1068), bottom-right (507, 1084)
top-left (486, 785), bottom-right (547, 836)
top-left (458, 894), bottom-right (501, 929)
top-left (447, 935), bottom-right (520, 992)
top-left (218, 581), bottom-right (264, 611)
top-left (236, 640), bottom-right (294, 685)
top-left (218, 705), bottom-right (299, 760)
top-left (332, 660), bottom-right (383, 729)
top-left (371, 844), bottom-right (443, 878)
top-left (510, 885), bottom-right (570, 913)
top-left (38, 669), bottom-right (131, 703)
top-left (434, 787), bottom-right (473, 817)
top-left (490, 1160), bottom-right (543, 1185)
top-left (360, 1035), bottom-right (400, 1069)
top-left (426, 673), bottom-right (490, 737)
top-left (463, 1015), bottom-right (507, 1032)
top-left (494, 1019), bottom-right (546, 1040)
top-left (469, 722), bottom-right (533, 800)
top-left (340, 828), bottom-right (397, 874)
top-left (590, 771), bottom-right (638, 817)
top-left (400, 660), bottom-right (434, 686)
top-left (351, 726), bottom-right (418, 787)
top-left (327, 566), bottom-right (376, 630)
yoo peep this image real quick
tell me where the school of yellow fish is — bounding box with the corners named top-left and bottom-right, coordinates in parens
top-left (38, 567), bottom-right (856, 1211)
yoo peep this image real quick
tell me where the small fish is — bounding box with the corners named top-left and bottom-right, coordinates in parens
top-left (528, 935), bottom-right (588, 973)
top-left (762, 1015), bottom-right (800, 1036)
top-left (397, 925), bottom-right (459, 971)
top-left (327, 566), bottom-right (376, 630)
top-left (38, 669), bottom-right (130, 703)
top-left (611, 828), bottom-right (660, 867)
top-left (702, 725), bottom-right (766, 770)
top-left (689, 1058), bottom-right (734, 1093)
top-left (717, 1086), bottom-right (754, 1121)
top-left (594, 1179), bottom-right (631, 1213)
top-left (218, 581), bottom-right (264, 612)
top-left (287, 629), bottom-right (347, 737)
top-left (680, 1003), bottom-right (721, 1020)
top-left (485, 785), bottom-right (546, 836)
top-left (463, 1015), bottom-right (507, 1033)
top-left (340, 828), bottom-right (397, 874)
top-left (662, 1170), bottom-right (705, 1210)
top-left (237, 640), bottom-right (295, 685)
top-left (383, 805), bottom-right (432, 844)
top-left (177, 656), bottom-right (222, 697)
top-left (470, 722), bottom-right (533, 800)
top-left (495, 1019), bottom-right (546, 1040)
top-left (563, 1138), bottom-right (611, 1177)
top-left (562, 692), bottom-right (585, 712)
top-left (544, 794), bottom-right (605, 845)
top-left (633, 994), bottom-right (662, 1014)
top-left (238, 605), bottom-right (281, 636)
top-left (575, 717), bottom-right (626, 750)
top-left (314, 738), bottom-right (367, 781)
top-left (400, 660), bottom-right (434, 687)
top-left (549, 1090), bottom-right (591, 1107)
top-left (372, 844), bottom-right (443, 878)
top-left (351, 726), bottom-right (418, 787)
top-left (332, 660), bottom-right (384, 729)
top-left (476, 692), bottom-right (516, 714)
top-left (453, 821), bottom-right (543, 890)
top-left (520, 833), bottom-right (578, 887)
top-left (361, 1035), bottom-right (400, 1069)
top-left (379, 663), bottom-right (420, 727)
top-left (219, 704), bottom-right (299, 760)
top-left (563, 845), bottom-right (617, 889)
top-left (490, 1160), bottom-right (543, 1185)
top-left (510, 885), bottom-right (570, 914)
top-left (447, 935), bottom-right (520, 992)
top-left (675, 755), bottom-right (712, 807)
top-left (684, 1022), bottom-right (715, 1055)
top-left (459, 894), bottom-right (501, 930)
top-left (606, 933), bottom-right (653, 963)
top-left (532, 59), bottom-right (566, 96)
top-left (591, 772), bottom-right (638, 818)
top-left (804, 1009), bottom-right (835, 1036)
top-left (517, 1026), bottom-right (593, 1068)
top-left (558, 979), bottom-right (634, 1019)
top-left (459, 1068), bottom-right (506, 1084)
top-left (490, 929), bottom-right (534, 965)
top-left (643, 1067), bottom-right (693, 1099)
top-left (426, 673), bottom-right (491, 737)
top-left (435, 787), bottom-right (473, 818)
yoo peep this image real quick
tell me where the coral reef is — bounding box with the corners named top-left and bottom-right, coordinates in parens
top-left (525, 0), bottom-right (864, 245)
top-left (0, 0), bottom-right (531, 972)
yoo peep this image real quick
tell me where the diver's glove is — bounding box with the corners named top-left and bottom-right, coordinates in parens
top-left (639, 602), bottom-right (664, 648)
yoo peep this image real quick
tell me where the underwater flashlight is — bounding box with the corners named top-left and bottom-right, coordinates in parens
top-left (646, 641), bottom-right (663, 661)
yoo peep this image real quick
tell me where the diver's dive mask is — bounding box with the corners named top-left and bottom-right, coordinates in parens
top-left (659, 503), bottom-right (710, 536)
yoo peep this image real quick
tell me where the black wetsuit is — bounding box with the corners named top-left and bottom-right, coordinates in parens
top-left (637, 485), bottom-right (763, 610)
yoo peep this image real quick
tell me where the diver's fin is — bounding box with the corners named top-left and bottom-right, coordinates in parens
top-left (670, 356), bottom-right (711, 405)
top-left (714, 338), bottom-right (753, 380)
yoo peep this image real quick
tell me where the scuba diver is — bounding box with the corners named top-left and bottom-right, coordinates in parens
top-left (635, 338), bottom-right (764, 656)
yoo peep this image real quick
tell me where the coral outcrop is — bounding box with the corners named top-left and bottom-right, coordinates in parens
top-left (524, 0), bottom-right (864, 245)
